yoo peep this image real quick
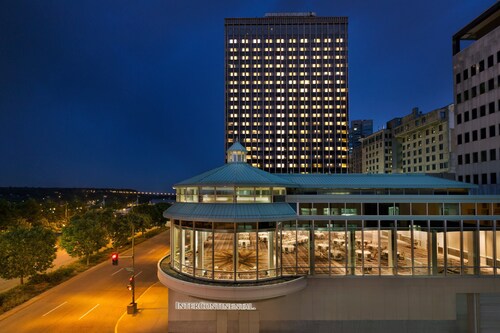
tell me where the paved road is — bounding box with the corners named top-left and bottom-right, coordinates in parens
top-left (0, 231), bottom-right (170, 333)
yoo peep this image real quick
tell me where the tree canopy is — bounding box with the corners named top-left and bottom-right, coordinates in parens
top-left (107, 214), bottom-right (131, 248)
top-left (0, 225), bottom-right (57, 284)
top-left (61, 216), bottom-right (108, 265)
top-left (0, 199), bottom-right (15, 231)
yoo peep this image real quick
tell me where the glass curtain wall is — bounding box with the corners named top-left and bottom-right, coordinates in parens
top-left (446, 220), bottom-right (461, 274)
top-left (480, 220), bottom-right (495, 275)
top-left (194, 225), bottom-right (213, 279)
top-left (170, 217), bottom-right (498, 280)
top-left (396, 220), bottom-right (412, 275)
top-left (282, 221), bottom-right (297, 275)
top-left (297, 221), bottom-right (311, 275)
top-left (380, 220), bottom-right (396, 275)
top-left (463, 220), bottom-right (478, 274)
top-left (177, 186), bottom-right (283, 203)
top-left (257, 222), bottom-right (278, 279)
top-left (173, 222), bottom-right (182, 270)
top-left (364, 220), bottom-right (380, 275)
top-left (496, 219), bottom-right (500, 275)
top-left (330, 222), bottom-right (346, 275)
top-left (413, 220), bottom-right (429, 275)
top-left (313, 221), bottom-right (330, 275)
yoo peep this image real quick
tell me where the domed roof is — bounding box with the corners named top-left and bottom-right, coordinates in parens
top-left (226, 141), bottom-right (247, 153)
top-left (175, 141), bottom-right (292, 187)
top-left (174, 162), bottom-right (293, 187)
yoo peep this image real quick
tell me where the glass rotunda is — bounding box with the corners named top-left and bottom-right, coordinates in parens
top-left (165, 142), bottom-right (296, 282)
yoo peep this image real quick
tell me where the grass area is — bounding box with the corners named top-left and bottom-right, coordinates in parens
top-left (0, 227), bottom-right (167, 315)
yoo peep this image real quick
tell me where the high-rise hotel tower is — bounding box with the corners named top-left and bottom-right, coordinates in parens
top-left (225, 13), bottom-right (349, 174)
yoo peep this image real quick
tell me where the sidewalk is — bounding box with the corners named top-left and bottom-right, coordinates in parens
top-left (0, 247), bottom-right (78, 293)
top-left (115, 282), bottom-right (169, 333)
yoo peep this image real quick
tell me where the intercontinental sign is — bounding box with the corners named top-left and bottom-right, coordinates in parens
top-left (175, 302), bottom-right (256, 311)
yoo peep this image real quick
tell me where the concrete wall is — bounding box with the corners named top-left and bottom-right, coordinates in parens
top-left (454, 25), bottom-right (500, 191)
top-left (167, 276), bottom-right (500, 333)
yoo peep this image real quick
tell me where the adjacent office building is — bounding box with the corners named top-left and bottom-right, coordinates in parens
top-left (453, 2), bottom-right (500, 193)
top-left (349, 144), bottom-right (363, 173)
top-left (349, 119), bottom-right (373, 151)
top-left (348, 119), bottom-right (373, 173)
top-left (225, 13), bottom-right (349, 174)
top-left (361, 105), bottom-right (455, 176)
top-left (392, 105), bottom-right (455, 175)
top-left (361, 128), bottom-right (393, 174)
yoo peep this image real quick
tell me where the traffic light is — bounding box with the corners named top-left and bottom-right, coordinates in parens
top-left (127, 276), bottom-right (134, 291)
top-left (112, 253), bottom-right (119, 266)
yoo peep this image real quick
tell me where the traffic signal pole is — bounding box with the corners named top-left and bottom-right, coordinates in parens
top-left (127, 224), bottom-right (137, 314)
top-left (111, 224), bottom-right (137, 314)
top-left (131, 223), bottom-right (136, 306)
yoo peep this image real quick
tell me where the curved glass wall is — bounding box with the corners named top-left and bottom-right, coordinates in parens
top-left (171, 220), bottom-right (281, 282)
top-left (176, 186), bottom-right (286, 204)
top-left (170, 218), bottom-right (500, 281)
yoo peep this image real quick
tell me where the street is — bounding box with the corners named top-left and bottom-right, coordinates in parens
top-left (0, 231), bottom-right (170, 333)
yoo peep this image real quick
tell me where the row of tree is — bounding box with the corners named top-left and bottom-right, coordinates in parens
top-left (0, 198), bottom-right (91, 232)
top-left (0, 203), bottom-right (170, 284)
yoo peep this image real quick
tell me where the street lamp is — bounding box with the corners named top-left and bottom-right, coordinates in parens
top-left (126, 224), bottom-right (137, 315)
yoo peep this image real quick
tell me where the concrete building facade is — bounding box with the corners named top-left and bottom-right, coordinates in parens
top-left (453, 3), bottom-right (500, 193)
top-left (360, 105), bottom-right (455, 176)
top-left (393, 105), bottom-right (455, 175)
top-left (360, 128), bottom-right (392, 174)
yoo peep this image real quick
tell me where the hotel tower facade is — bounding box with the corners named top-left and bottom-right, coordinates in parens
top-left (225, 13), bottom-right (349, 174)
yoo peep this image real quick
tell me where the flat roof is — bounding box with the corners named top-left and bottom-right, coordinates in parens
top-left (225, 16), bottom-right (347, 25)
top-left (174, 162), bottom-right (475, 190)
top-left (452, 2), bottom-right (500, 55)
top-left (276, 173), bottom-right (476, 189)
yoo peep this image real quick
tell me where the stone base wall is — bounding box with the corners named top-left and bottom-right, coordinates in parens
top-left (167, 276), bottom-right (500, 333)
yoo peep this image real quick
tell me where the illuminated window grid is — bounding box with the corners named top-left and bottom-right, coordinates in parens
top-left (225, 14), bottom-right (348, 174)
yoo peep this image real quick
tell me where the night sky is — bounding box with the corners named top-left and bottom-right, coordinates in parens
top-left (0, 0), bottom-right (495, 192)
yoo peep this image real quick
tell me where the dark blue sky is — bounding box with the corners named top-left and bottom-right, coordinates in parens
top-left (0, 0), bottom-right (495, 192)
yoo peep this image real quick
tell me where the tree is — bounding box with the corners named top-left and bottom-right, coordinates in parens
top-left (107, 209), bottom-right (157, 248)
top-left (0, 225), bottom-right (57, 284)
top-left (60, 216), bottom-right (108, 265)
top-left (127, 211), bottom-right (152, 236)
top-left (153, 203), bottom-right (171, 226)
top-left (131, 203), bottom-right (169, 228)
top-left (0, 199), bottom-right (15, 231)
top-left (107, 214), bottom-right (132, 248)
top-left (15, 199), bottom-right (43, 225)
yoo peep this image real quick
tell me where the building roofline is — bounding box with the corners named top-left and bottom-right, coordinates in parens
top-left (224, 16), bottom-right (348, 25)
top-left (452, 2), bottom-right (500, 55)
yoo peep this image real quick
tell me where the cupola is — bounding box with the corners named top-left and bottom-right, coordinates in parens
top-left (226, 141), bottom-right (247, 163)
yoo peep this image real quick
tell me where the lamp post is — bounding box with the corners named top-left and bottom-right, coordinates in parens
top-left (127, 224), bottom-right (137, 314)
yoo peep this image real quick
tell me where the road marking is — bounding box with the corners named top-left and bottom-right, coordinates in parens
top-left (42, 301), bottom-right (67, 317)
top-left (148, 249), bottom-right (155, 254)
top-left (79, 303), bottom-right (100, 320)
top-left (112, 268), bottom-right (124, 276)
top-left (135, 271), bottom-right (143, 277)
